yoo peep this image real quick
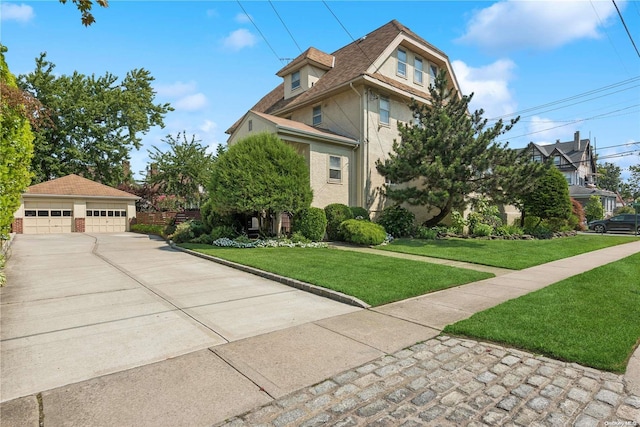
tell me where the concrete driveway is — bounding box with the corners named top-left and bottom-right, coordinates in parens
top-left (0, 233), bottom-right (359, 402)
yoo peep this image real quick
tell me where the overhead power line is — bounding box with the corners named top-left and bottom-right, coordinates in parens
top-left (236, 0), bottom-right (283, 63)
top-left (612, 0), bottom-right (640, 58)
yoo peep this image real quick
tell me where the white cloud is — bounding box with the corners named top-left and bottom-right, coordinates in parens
top-left (235, 13), bottom-right (252, 24)
top-left (1, 3), bottom-right (34, 22)
top-left (457, 0), bottom-right (618, 52)
top-left (206, 9), bottom-right (218, 18)
top-left (451, 59), bottom-right (517, 118)
top-left (174, 93), bottom-right (208, 111)
top-left (154, 81), bottom-right (197, 98)
top-left (199, 119), bottom-right (217, 134)
top-left (526, 116), bottom-right (569, 144)
top-left (222, 28), bottom-right (257, 51)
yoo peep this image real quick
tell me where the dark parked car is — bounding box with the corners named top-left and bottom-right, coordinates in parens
top-left (588, 214), bottom-right (640, 234)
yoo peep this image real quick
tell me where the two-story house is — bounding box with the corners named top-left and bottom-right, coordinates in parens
top-left (525, 131), bottom-right (617, 217)
top-left (225, 20), bottom-right (461, 223)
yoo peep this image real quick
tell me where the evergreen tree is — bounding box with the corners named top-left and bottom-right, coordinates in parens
top-left (209, 133), bottom-right (312, 233)
top-left (376, 71), bottom-right (543, 226)
top-left (596, 162), bottom-right (621, 192)
top-left (523, 165), bottom-right (572, 226)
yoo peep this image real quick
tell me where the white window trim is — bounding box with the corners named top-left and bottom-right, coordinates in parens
top-left (291, 71), bottom-right (301, 91)
top-left (414, 57), bottom-right (423, 85)
top-left (379, 96), bottom-right (390, 126)
top-left (312, 105), bottom-right (322, 126)
top-left (328, 155), bottom-right (342, 184)
top-left (397, 48), bottom-right (407, 78)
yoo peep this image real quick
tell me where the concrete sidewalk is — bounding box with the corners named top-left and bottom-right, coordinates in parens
top-left (2, 239), bottom-right (639, 426)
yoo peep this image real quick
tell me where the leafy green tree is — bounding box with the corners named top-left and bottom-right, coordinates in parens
top-left (59, 0), bottom-right (108, 26)
top-left (146, 132), bottom-right (215, 208)
top-left (522, 165), bottom-right (572, 226)
top-left (584, 195), bottom-right (604, 223)
top-left (376, 71), bottom-right (544, 226)
top-left (0, 45), bottom-right (34, 241)
top-left (627, 164), bottom-right (640, 200)
top-left (597, 162), bottom-right (621, 192)
top-left (209, 133), bottom-right (312, 233)
top-left (19, 53), bottom-right (172, 187)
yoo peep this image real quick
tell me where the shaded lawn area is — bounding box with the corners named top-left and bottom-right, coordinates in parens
top-left (180, 244), bottom-right (492, 306)
top-left (444, 253), bottom-right (640, 373)
top-left (378, 235), bottom-right (637, 270)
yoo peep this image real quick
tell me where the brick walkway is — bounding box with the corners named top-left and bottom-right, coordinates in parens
top-left (217, 336), bottom-right (640, 427)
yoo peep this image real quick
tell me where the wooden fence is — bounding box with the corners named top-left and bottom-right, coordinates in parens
top-left (134, 210), bottom-right (200, 226)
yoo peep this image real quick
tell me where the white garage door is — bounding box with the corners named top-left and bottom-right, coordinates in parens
top-left (23, 202), bottom-right (74, 234)
top-left (85, 203), bottom-right (128, 233)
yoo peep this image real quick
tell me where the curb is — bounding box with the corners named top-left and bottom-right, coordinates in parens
top-left (171, 243), bottom-right (371, 309)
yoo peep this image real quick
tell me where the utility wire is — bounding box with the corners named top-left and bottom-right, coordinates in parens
top-left (268, 0), bottom-right (302, 53)
top-left (612, 0), bottom-right (640, 58)
top-left (236, 1), bottom-right (283, 63)
top-left (590, 0), bottom-right (630, 75)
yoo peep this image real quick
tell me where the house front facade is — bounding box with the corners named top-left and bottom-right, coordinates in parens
top-left (226, 20), bottom-right (461, 223)
top-left (525, 131), bottom-right (617, 217)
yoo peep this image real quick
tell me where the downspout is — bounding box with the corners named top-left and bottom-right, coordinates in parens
top-left (350, 82), bottom-right (364, 207)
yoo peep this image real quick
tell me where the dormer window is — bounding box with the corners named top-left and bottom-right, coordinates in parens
top-left (291, 71), bottom-right (301, 90)
top-left (397, 48), bottom-right (407, 78)
top-left (554, 155), bottom-right (562, 166)
top-left (429, 64), bottom-right (438, 86)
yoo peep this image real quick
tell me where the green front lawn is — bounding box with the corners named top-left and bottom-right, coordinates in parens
top-left (444, 252), bottom-right (640, 372)
top-left (378, 235), bottom-right (637, 270)
top-left (180, 244), bottom-right (492, 306)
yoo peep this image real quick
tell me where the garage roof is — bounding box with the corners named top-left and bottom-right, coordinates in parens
top-left (25, 174), bottom-right (139, 199)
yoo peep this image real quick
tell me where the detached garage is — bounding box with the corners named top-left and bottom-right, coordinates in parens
top-left (12, 174), bottom-right (139, 234)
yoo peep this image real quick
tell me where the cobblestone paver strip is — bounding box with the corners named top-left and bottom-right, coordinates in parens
top-left (216, 336), bottom-right (640, 426)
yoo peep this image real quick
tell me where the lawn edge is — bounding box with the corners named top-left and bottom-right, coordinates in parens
top-left (172, 243), bottom-right (371, 309)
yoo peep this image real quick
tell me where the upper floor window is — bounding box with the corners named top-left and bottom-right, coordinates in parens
top-left (380, 96), bottom-right (390, 125)
top-left (414, 57), bottom-right (423, 85)
top-left (532, 154), bottom-right (542, 163)
top-left (291, 71), bottom-right (301, 90)
top-left (312, 105), bottom-right (322, 126)
top-left (329, 155), bottom-right (342, 182)
top-left (248, 119), bottom-right (253, 131)
top-left (397, 48), bottom-right (407, 78)
top-left (554, 155), bottom-right (562, 166)
top-left (429, 64), bottom-right (438, 86)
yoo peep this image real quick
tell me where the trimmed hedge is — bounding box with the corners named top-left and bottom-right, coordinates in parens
top-left (376, 205), bottom-right (415, 238)
top-left (131, 224), bottom-right (165, 236)
top-left (349, 206), bottom-right (370, 221)
top-left (325, 203), bottom-right (353, 241)
top-left (292, 207), bottom-right (327, 241)
top-left (339, 219), bottom-right (387, 246)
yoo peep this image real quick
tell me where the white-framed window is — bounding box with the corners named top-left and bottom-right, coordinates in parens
top-left (379, 96), bottom-right (390, 125)
top-left (554, 155), bottom-right (562, 166)
top-left (397, 48), bottom-right (407, 77)
top-left (291, 71), bottom-right (301, 90)
top-left (328, 155), bottom-right (342, 182)
top-left (312, 105), bottom-right (322, 126)
top-left (429, 64), bottom-right (438, 86)
top-left (414, 57), bottom-right (423, 85)
top-left (532, 154), bottom-right (543, 163)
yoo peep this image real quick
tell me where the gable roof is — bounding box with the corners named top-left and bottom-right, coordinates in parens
top-left (25, 174), bottom-right (139, 199)
top-left (250, 110), bottom-right (358, 146)
top-left (526, 137), bottom-right (592, 169)
top-left (227, 20), bottom-right (451, 135)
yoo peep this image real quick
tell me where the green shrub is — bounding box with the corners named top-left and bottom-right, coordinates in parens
top-left (131, 224), bottom-right (165, 236)
top-left (164, 217), bottom-right (177, 237)
top-left (584, 195), bottom-right (604, 223)
top-left (349, 206), bottom-right (370, 221)
top-left (338, 219), bottom-right (387, 246)
top-left (613, 205), bottom-right (635, 215)
top-left (376, 205), bottom-right (415, 238)
top-left (415, 226), bottom-right (438, 240)
top-left (190, 233), bottom-right (214, 244)
top-left (290, 231), bottom-right (310, 243)
top-left (450, 210), bottom-right (467, 234)
top-left (292, 207), bottom-right (327, 241)
top-left (495, 224), bottom-right (524, 236)
top-left (473, 223), bottom-right (494, 237)
top-left (324, 203), bottom-right (353, 241)
top-left (467, 198), bottom-right (502, 234)
top-left (210, 225), bottom-right (237, 240)
top-left (170, 221), bottom-right (195, 243)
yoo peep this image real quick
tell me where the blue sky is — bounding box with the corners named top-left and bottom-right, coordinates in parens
top-left (2, 0), bottom-right (639, 180)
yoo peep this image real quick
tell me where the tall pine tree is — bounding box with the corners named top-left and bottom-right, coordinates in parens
top-left (376, 71), bottom-right (543, 226)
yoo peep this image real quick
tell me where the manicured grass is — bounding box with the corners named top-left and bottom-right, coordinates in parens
top-left (444, 253), bottom-right (640, 373)
top-left (180, 244), bottom-right (492, 306)
top-left (378, 235), bottom-right (637, 270)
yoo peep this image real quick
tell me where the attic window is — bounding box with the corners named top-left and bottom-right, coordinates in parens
top-left (248, 119), bottom-right (253, 131)
top-left (532, 154), bottom-right (542, 163)
top-left (554, 155), bottom-right (562, 166)
top-left (397, 48), bottom-right (407, 78)
top-left (292, 71), bottom-right (301, 90)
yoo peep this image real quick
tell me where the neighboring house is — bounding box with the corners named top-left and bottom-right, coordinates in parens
top-left (12, 174), bottom-right (139, 234)
top-left (524, 131), bottom-right (617, 217)
top-left (226, 20), bottom-right (461, 223)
